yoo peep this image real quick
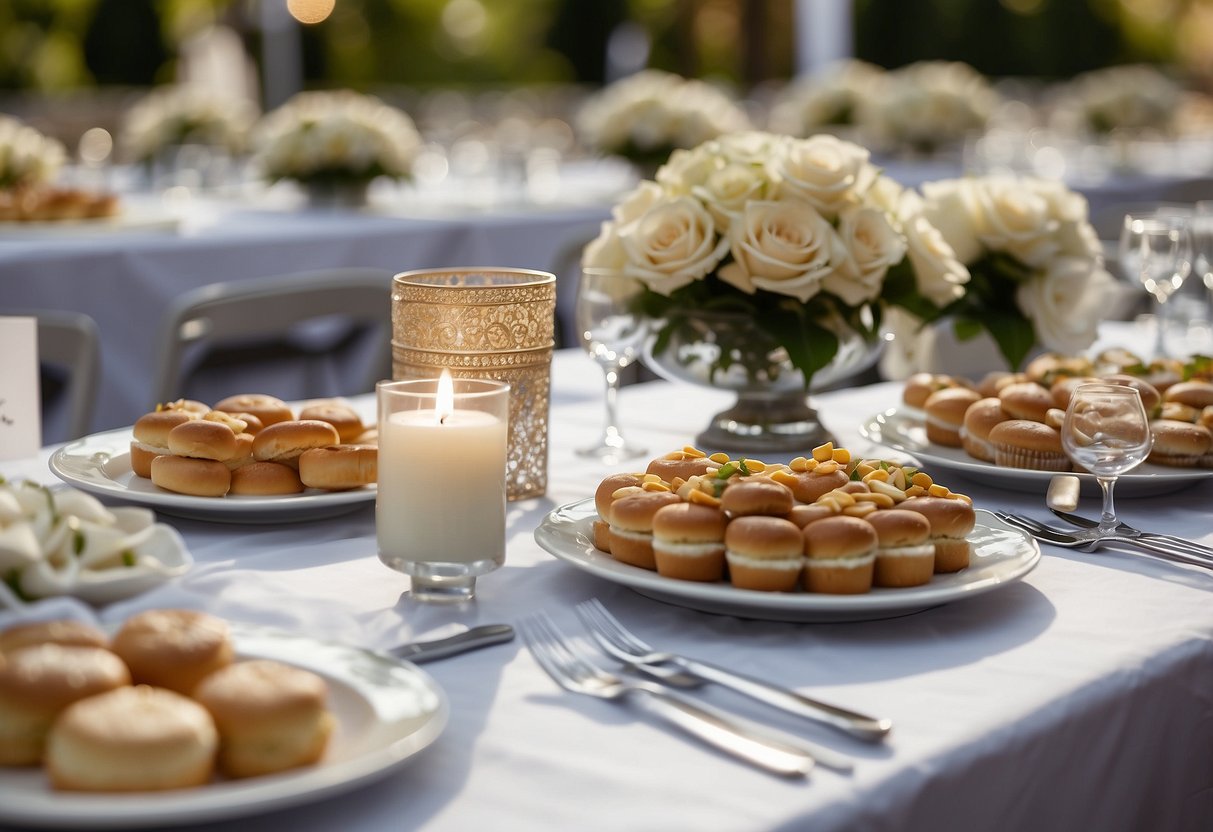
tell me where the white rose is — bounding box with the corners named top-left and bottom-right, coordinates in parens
top-left (969, 176), bottom-right (1060, 267)
top-left (920, 179), bottom-right (983, 265)
top-left (657, 144), bottom-right (722, 194)
top-left (612, 181), bottom-right (666, 224)
top-left (714, 131), bottom-right (784, 167)
top-left (1016, 257), bottom-right (1117, 355)
top-left (617, 196), bottom-right (729, 296)
top-left (828, 206), bottom-right (906, 305)
top-left (717, 199), bottom-right (852, 302)
top-left (691, 162), bottom-right (772, 229)
top-left (776, 135), bottom-right (878, 217)
top-left (899, 191), bottom-right (970, 306)
top-left (581, 221), bottom-right (627, 272)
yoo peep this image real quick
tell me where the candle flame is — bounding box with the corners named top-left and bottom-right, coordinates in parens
top-left (436, 369), bottom-right (454, 424)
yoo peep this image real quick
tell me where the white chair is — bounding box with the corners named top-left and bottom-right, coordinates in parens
top-left (150, 268), bottom-right (394, 409)
top-left (2, 309), bottom-right (101, 442)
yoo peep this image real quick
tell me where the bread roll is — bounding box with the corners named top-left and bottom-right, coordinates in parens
top-left (111, 609), bottom-right (234, 695)
top-left (0, 619), bottom-right (108, 654)
top-left (167, 420), bottom-right (240, 462)
top-left (194, 660), bottom-right (333, 778)
top-left (150, 455), bottom-right (232, 498)
top-left (899, 495), bottom-right (976, 573)
top-left (724, 516), bottom-right (803, 592)
top-left (130, 410), bottom-right (196, 479)
top-left (960, 397), bottom-right (1005, 463)
top-left (651, 502), bottom-right (727, 582)
top-left (298, 445), bottom-right (377, 490)
top-left (229, 461), bottom-right (305, 496)
top-left (253, 420), bottom-right (341, 467)
top-left (645, 455), bottom-right (715, 483)
top-left (866, 509), bottom-right (935, 588)
top-left (298, 402), bottom-right (364, 444)
top-left (802, 515), bottom-right (877, 594)
top-left (608, 492), bottom-right (683, 570)
top-left (1148, 419), bottom-right (1212, 467)
top-left (998, 382), bottom-right (1054, 423)
top-left (213, 394), bottom-right (293, 427)
top-left (924, 387), bottom-right (981, 447)
top-left (720, 479), bottom-right (794, 518)
top-left (46, 686), bottom-right (218, 791)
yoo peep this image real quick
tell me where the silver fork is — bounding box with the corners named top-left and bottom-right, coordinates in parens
top-left (994, 512), bottom-right (1213, 571)
top-left (520, 613), bottom-right (815, 778)
top-left (575, 599), bottom-right (892, 744)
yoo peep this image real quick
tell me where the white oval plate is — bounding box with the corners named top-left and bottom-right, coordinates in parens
top-left (0, 624), bottom-right (447, 830)
top-left (534, 498), bottom-right (1040, 623)
top-left (49, 429), bottom-right (375, 523)
top-left (859, 407), bottom-right (1213, 498)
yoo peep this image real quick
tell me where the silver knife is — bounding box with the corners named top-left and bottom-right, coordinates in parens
top-left (389, 623), bottom-right (515, 663)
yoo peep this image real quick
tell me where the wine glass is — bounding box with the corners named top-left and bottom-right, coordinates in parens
top-left (575, 269), bottom-right (648, 463)
top-left (1118, 212), bottom-right (1189, 358)
top-left (1193, 201), bottom-right (1213, 325)
top-left (1061, 382), bottom-right (1153, 537)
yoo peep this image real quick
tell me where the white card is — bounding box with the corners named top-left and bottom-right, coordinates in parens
top-left (0, 317), bottom-right (41, 459)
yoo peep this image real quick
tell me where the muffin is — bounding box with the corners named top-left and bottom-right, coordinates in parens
top-left (903, 373), bottom-right (962, 410)
top-left (866, 509), bottom-right (935, 588)
top-left (988, 419), bottom-right (1069, 471)
top-left (959, 397), bottom-right (1005, 463)
top-left (1101, 374), bottom-right (1162, 416)
top-left (924, 387), bottom-right (981, 447)
top-left (1147, 419), bottom-right (1213, 467)
top-left (900, 495), bottom-right (976, 573)
top-left (1162, 380), bottom-right (1213, 411)
top-left (607, 492), bottom-right (683, 570)
top-left (111, 609), bottom-right (234, 695)
top-left (651, 502), bottom-right (728, 582)
top-left (724, 516), bottom-right (804, 592)
top-left (1049, 376), bottom-right (1099, 411)
top-left (998, 382), bottom-right (1055, 423)
top-left (802, 515), bottom-right (877, 595)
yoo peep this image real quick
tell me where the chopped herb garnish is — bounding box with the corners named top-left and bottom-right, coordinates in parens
top-left (715, 462), bottom-right (738, 479)
top-left (121, 550), bottom-right (136, 567)
top-left (737, 460), bottom-right (752, 476)
top-left (849, 468), bottom-right (861, 481)
top-left (72, 530), bottom-right (85, 556)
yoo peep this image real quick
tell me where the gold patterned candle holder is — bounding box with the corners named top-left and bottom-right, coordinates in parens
top-left (391, 268), bottom-right (556, 500)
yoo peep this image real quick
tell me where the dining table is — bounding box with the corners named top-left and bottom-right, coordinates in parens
top-left (1, 348), bottom-right (1211, 831)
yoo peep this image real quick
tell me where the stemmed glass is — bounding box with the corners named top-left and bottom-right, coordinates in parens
top-left (1061, 383), bottom-right (1153, 537)
top-left (575, 269), bottom-right (648, 463)
top-left (1118, 212), bottom-right (1190, 358)
top-left (1193, 201), bottom-right (1213, 327)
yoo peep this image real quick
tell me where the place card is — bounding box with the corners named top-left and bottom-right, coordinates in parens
top-left (0, 317), bottom-right (41, 459)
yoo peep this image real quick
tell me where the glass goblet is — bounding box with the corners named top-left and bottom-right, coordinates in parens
top-left (574, 269), bottom-right (649, 463)
top-left (1117, 213), bottom-right (1188, 358)
top-left (1061, 382), bottom-right (1153, 537)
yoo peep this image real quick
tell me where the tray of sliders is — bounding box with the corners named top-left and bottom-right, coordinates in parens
top-left (0, 610), bottom-right (446, 829)
top-left (50, 394), bottom-right (377, 523)
top-left (534, 444), bottom-right (1041, 622)
top-left (859, 352), bottom-right (1213, 497)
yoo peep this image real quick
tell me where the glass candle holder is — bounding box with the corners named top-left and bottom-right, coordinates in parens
top-left (377, 374), bottom-right (510, 602)
top-left (391, 268), bottom-right (555, 500)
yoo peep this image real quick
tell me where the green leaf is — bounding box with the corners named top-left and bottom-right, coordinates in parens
top-left (981, 311), bottom-right (1038, 370)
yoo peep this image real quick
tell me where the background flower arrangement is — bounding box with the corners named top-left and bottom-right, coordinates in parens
top-left (576, 69), bottom-right (752, 170)
top-left (121, 85), bottom-right (258, 164)
top-left (580, 129), bottom-right (969, 388)
top-left (860, 60), bottom-right (999, 156)
top-left (0, 116), bottom-right (65, 191)
top-left (1049, 64), bottom-right (1182, 136)
top-left (766, 60), bottom-right (884, 139)
top-left (252, 90), bottom-right (422, 187)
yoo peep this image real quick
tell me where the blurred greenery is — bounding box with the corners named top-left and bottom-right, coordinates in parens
top-left (0, 0), bottom-right (1205, 94)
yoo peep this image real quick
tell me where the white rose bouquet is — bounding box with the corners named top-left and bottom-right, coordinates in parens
top-left (767, 60), bottom-right (884, 138)
top-left (861, 61), bottom-right (997, 156)
top-left (0, 116), bottom-right (65, 190)
top-left (582, 130), bottom-right (968, 386)
top-left (892, 174), bottom-right (1116, 371)
top-left (577, 70), bottom-right (752, 169)
top-left (1052, 64), bottom-right (1181, 136)
top-left (122, 85), bottom-right (257, 163)
top-left (253, 90), bottom-right (421, 185)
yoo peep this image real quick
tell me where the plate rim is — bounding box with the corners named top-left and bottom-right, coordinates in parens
top-left (49, 428), bottom-right (376, 519)
top-left (534, 497), bottom-right (1041, 619)
top-left (0, 624), bottom-right (448, 829)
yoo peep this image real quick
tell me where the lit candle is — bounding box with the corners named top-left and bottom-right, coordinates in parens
top-left (377, 371), bottom-right (509, 600)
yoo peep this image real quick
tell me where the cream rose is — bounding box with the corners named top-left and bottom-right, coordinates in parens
top-left (612, 181), bottom-right (666, 224)
top-left (969, 176), bottom-right (1060, 268)
top-left (899, 191), bottom-right (970, 306)
top-left (920, 179), bottom-right (983, 265)
top-left (656, 145), bottom-right (721, 194)
top-left (717, 199), bottom-right (851, 302)
top-left (1016, 257), bottom-right (1117, 355)
top-left (581, 222), bottom-right (627, 272)
top-left (827, 206), bottom-right (906, 305)
top-left (775, 134), bottom-right (878, 217)
top-left (617, 196), bottom-right (729, 295)
top-left (692, 162), bottom-right (772, 229)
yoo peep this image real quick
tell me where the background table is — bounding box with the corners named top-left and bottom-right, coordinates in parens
top-left (1, 350), bottom-right (1210, 831)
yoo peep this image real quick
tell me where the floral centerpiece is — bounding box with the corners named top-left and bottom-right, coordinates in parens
top-left (580, 129), bottom-right (968, 449)
top-left (252, 90), bottom-right (421, 201)
top-left (882, 174), bottom-right (1116, 377)
top-left (121, 85), bottom-right (257, 163)
top-left (860, 61), bottom-right (998, 156)
top-left (0, 116), bottom-right (65, 191)
top-left (767, 60), bottom-right (884, 138)
top-left (1050, 64), bottom-right (1182, 136)
top-left (576, 70), bottom-right (751, 171)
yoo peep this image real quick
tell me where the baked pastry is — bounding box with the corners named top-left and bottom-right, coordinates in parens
top-left (222, 411), bottom-right (265, 435)
top-left (150, 454), bottom-right (232, 497)
top-left (0, 644), bottom-right (131, 765)
top-left (724, 516), bottom-right (803, 592)
top-left (1049, 376), bottom-right (1099, 411)
top-left (229, 461), bottom-right (305, 496)
top-left (45, 685), bottom-right (218, 791)
top-left (193, 660), bottom-right (333, 778)
top-left (924, 387), bottom-right (981, 447)
top-left (253, 420), bottom-right (341, 468)
top-left (213, 394), bottom-right (294, 427)
top-left (959, 397), bottom-right (1005, 463)
top-left (975, 371), bottom-right (1023, 399)
top-left (802, 515), bottom-right (877, 594)
top-left (645, 454), bottom-right (715, 483)
top-left (607, 492), bottom-right (683, 570)
top-left (1163, 380), bottom-right (1213, 411)
top-left (592, 473), bottom-right (644, 553)
top-left (222, 432), bottom-right (256, 470)
top-left (129, 409), bottom-right (197, 479)
top-left (0, 619), bottom-right (108, 654)
top-left (782, 466), bottom-right (850, 504)
top-left (298, 402), bottom-right (364, 444)
top-left (903, 373), bottom-right (963, 410)
top-left (1148, 419), bottom-right (1212, 467)
top-left (158, 399), bottom-right (211, 416)
top-left (988, 419), bottom-right (1069, 471)
top-left (899, 495), bottom-right (976, 573)
top-left (1102, 374), bottom-right (1162, 416)
top-left (167, 420), bottom-right (240, 462)
top-left (866, 509), bottom-right (935, 588)
top-left (298, 445), bottom-right (377, 490)
top-left (111, 609), bottom-right (234, 695)
top-left (720, 479), bottom-right (794, 517)
top-left (651, 502), bottom-right (727, 582)
top-left (998, 382), bottom-right (1054, 423)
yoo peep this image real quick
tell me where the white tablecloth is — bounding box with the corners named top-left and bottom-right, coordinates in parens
top-left (2, 350), bottom-right (1211, 830)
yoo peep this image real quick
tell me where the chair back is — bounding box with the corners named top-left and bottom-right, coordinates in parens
top-left (150, 268), bottom-right (393, 408)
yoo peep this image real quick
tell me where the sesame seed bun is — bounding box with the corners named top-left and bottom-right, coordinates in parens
top-left (720, 479), bottom-right (794, 517)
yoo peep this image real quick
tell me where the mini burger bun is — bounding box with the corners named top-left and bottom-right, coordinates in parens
top-left (229, 461), bottom-right (305, 496)
top-left (0, 620), bottom-right (109, 654)
top-left (252, 420), bottom-right (340, 467)
top-left (1148, 419), bottom-right (1213, 466)
top-left (298, 402), bottom-right (364, 444)
top-left (645, 455), bottom-right (715, 483)
top-left (724, 516), bottom-right (803, 560)
top-left (213, 394), bottom-right (294, 428)
top-left (594, 473), bottom-right (644, 518)
top-left (130, 410), bottom-right (197, 478)
top-left (166, 420), bottom-right (239, 462)
top-left (1102, 374), bottom-right (1161, 415)
top-left (652, 502), bottom-right (727, 542)
top-left (720, 479), bottom-right (794, 517)
top-left (298, 445), bottom-right (377, 490)
top-left (802, 515), bottom-right (878, 560)
top-left (150, 455), bottom-right (232, 497)
top-left (864, 509), bottom-right (930, 547)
